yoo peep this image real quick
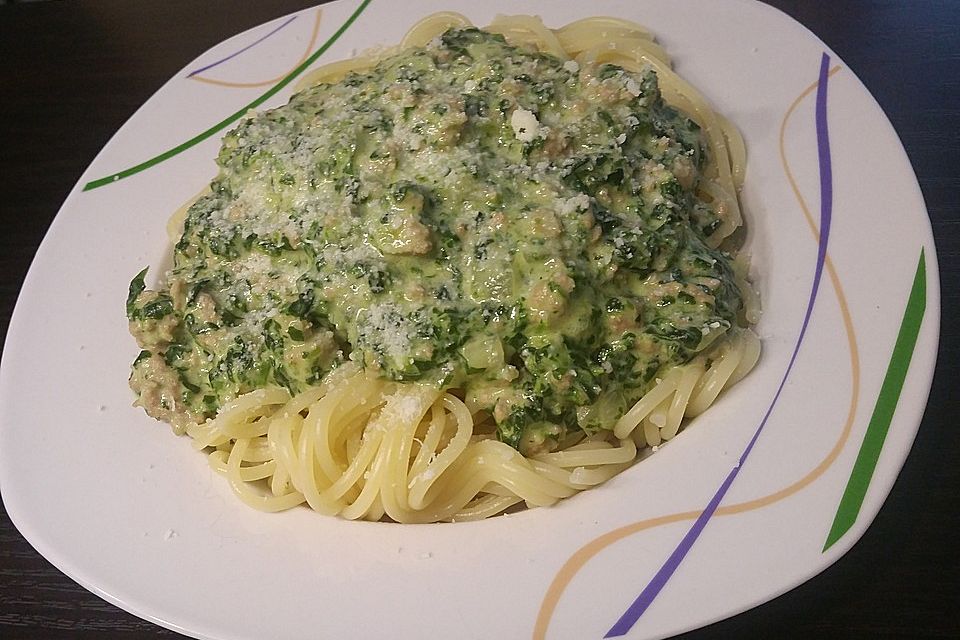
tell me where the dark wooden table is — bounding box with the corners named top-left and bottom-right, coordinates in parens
top-left (1, 1), bottom-right (957, 638)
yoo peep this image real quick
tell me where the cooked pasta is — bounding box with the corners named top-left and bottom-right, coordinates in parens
top-left (126, 13), bottom-right (760, 522)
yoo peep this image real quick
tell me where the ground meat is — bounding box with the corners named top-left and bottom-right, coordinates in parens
top-left (129, 354), bottom-right (203, 434)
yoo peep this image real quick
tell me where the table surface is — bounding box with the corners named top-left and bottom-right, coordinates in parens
top-left (1, 1), bottom-right (957, 638)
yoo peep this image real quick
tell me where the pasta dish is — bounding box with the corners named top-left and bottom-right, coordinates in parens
top-left (126, 13), bottom-right (760, 522)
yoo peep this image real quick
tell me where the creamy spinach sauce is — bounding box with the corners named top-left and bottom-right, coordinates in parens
top-left (128, 28), bottom-right (742, 454)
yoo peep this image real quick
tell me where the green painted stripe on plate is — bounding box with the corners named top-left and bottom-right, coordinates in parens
top-left (823, 248), bottom-right (927, 551)
top-left (83, 0), bottom-right (374, 192)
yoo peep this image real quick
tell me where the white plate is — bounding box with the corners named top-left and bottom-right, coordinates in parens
top-left (0, 1), bottom-right (939, 638)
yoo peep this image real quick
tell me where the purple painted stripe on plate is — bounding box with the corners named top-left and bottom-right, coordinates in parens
top-left (604, 52), bottom-right (834, 638)
top-left (187, 15), bottom-right (298, 77)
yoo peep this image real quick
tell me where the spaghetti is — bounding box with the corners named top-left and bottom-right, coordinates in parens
top-left (127, 13), bottom-right (760, 523)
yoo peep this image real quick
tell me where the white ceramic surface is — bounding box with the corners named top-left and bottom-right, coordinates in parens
top-left (0, 1), bottom-right (939, 639)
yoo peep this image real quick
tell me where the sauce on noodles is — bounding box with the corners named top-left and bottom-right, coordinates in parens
top-left (126, 16), bottom-right (759, 521)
